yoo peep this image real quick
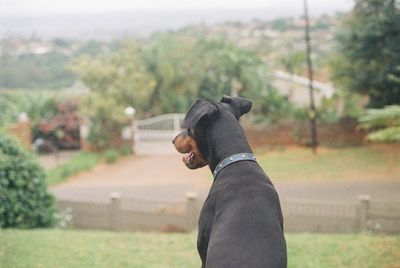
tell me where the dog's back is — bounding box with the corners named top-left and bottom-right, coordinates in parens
top-left (198, 161), bottom-right (287, 268)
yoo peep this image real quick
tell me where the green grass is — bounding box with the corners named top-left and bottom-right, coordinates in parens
top-left (46, 152), bottom-right (100, 185)
top-left (0, 230), bottom-right (399, 268)
top-left (45, 146), bottom-right (133, 185)
top-left (257, 146), bottom-right (400, 182)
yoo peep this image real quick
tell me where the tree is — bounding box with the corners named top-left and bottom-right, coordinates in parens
top-left (141, 35), bottom-right (271, 115)
top-left (70, 40), bottom-right (155, 150)
top-left (332, 0), bottom-right (400, 107)
top-left (141, 34), bottom-right (199, 115)
top-left (71, 35), bottom-right (279, 128)
top-left (196, 38), bottom-right (268, 102)
top-left (279, 49), bottom-right (306, 76)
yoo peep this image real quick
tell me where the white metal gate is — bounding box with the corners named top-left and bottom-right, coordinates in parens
top-left (133, 113), bottom-right (185, 155)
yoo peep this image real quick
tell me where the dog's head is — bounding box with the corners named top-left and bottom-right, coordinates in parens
top-left (172, 96), bottom-right (252, 169)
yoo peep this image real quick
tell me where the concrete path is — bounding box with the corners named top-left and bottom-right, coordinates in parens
top-left (51, 154), bottom-right (400, 204)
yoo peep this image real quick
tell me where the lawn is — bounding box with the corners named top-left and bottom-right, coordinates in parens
top-left (256, 145), bottom-right (400, 182)
top-left (0, 229), bottom-right (399, 268)
top-left (45, 147), bottom-right (132, 185)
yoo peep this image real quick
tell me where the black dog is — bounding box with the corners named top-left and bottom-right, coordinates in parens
top-left (173, 96), bottom-right (287, 268)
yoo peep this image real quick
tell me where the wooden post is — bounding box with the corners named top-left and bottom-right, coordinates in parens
top-left (110, 192), bottom-right (121, 231)
top-left (358, 194), bottom-right (371, 232)
top-left (185, 192), bottom-right (198, 232)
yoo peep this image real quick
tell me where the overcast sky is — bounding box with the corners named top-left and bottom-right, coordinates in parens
top-left (2, 0), bottom-right (354, 15)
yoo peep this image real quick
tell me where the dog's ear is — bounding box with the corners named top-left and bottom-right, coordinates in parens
top-left (220, 95), bottom-right (252, 119)
top-left (181, 99), bottom-right (218, 128)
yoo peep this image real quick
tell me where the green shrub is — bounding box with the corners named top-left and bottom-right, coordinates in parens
top-left (251, 88), bottom-right (294, 124)
top-left (118, 145), bottom-right (132, 156)
top-left (103, 149), bottom-right (120, 164)
top-left (0, 134), bottom-right (56, 228)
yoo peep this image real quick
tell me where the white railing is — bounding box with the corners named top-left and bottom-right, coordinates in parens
top-left (273, 70), bottom-right (335, 98)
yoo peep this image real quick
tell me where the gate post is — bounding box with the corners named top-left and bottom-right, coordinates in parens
top-left (124, 106), bottom-right (136, 154)
top-left (173, 114), bottom-right (181, 135)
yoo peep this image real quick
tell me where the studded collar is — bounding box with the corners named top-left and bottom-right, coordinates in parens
top-left (212, 153), bottom-right (257, 179)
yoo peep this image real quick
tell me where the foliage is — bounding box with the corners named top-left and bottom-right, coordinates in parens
top-left (140, 34), bottom-right (270, 115)
top-left (366, 126), bottom-right (400, 142)
top-left (251, 88), bottom-right (294, 124)
top-left (70, 40), bottom-right (155, 115)
top-left (1, 230), bottom-right (399, 268)
top-left (34, 98), bottom-right (81, 149)
top-left (197, 38), bottom-right (268, 101)
top-left (46, 152), bottom-right (100, 185)
top-left (359, 105), bottom-right (400, 142)
top-left (0, 91), bottom-right (58, 126)
top-left (118, 145), bottom-right (132, 156)
top-left (141, 34), bottom-right (197, 114)
top-left (71, 35), bottom-right (284, 148)
top-left (279, 49), bottom-right (306, 76)
top-left (103, 149), bottom-right (120, 164)
top-left (70, 40), bottom-right (154, 150)
top-left (0, 134), bottom-right (55, 228)
top-left (332, 0), bottom-right (400, 107)
top-left (0, 91), bottom-right (81, 149)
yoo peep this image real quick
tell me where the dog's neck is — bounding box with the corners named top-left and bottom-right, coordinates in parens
top-left (206, 112), bottom-right (252, 172)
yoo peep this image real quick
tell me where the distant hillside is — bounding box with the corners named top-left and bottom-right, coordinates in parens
top-left (0, 8), bottom-right (348, 40)
top-left (176, 13), bottom-right (344, 81)
top-left (0, 13), bottom-right (343, 89)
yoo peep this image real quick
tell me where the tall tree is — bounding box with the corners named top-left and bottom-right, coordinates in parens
top-left (69, 40), bottom-right (155, 150)
top-left (332, 0), bottom-right (400, 107)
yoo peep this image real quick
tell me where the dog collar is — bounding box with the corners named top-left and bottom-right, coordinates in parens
top-left (213, 153), bottom-right (257, 179)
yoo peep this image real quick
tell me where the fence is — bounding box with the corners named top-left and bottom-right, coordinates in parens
top-left (57, 193), bottom-right (400, 234)
top-left (133, 113), bottom-right (185, 155)
top-left (57, 192), bottom-right (199, 232)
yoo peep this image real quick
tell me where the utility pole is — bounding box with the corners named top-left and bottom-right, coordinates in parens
top-left (303, 0), bottom-right (318, 153)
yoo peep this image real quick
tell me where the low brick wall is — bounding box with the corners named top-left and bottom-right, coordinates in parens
top-left (245, 118), bottom-right (368, 147)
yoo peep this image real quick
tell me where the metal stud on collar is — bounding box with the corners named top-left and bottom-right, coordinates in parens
top-left (213, 153), bottom-right (257, 179)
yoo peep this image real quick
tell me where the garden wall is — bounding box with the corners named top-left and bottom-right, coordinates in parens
top-left (245, 118), bottom-right (368, 147)
top-left (6, 120), bottom-right (31, 150)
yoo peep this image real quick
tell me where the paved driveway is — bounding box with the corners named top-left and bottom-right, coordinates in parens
top-left (51, 154), bottom-right (400, 204)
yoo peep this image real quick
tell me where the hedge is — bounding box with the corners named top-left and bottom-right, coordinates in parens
top-left (0, 134), bottom-right (55, 228)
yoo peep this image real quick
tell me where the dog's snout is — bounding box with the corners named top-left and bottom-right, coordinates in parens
top-left (172, 130), bottom-right (184, 144)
